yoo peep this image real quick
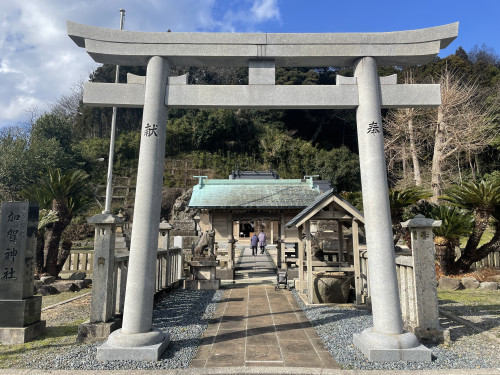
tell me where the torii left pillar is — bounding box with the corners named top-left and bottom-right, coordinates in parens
top-left (97, 56), bottom-right (170, 361)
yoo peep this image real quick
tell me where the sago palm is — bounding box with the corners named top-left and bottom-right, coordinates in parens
top-left (440, 179), bottom-right (500, 273)
top-left (431, 205), bottom-right (473, 275)
top-left (389, 186), bottom-right (432, 248)
top-left (21, 169), bottom-right (93, 277)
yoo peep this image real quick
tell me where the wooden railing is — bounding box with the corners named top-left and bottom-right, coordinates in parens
top-left (60, 250), bottom-right (94, 275)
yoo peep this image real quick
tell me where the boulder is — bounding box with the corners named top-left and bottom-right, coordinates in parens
top-left (313, 273), bottom-right (352, 303)
top-left (68, 272), bottom-right (87, 280)
top-left (53, 282), bottom-right (80, 293)
top-left (40, 276), bottom-right (56, 285)
top-left (438, 277), bottom-right (462, 290)
top-left (461, 277), bottom-right (480, 289)
top-left (73, 280), bottom-right (86, 289)
top-left (37, 285), bottom-right (59, 296)
top-left (479, 281), bottom-right (498, 290)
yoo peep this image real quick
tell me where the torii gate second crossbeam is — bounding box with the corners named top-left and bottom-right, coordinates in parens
top-left (67, 21), bottom-right (458, 362)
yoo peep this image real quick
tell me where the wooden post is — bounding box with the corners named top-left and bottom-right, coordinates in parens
top-left (337, 220), bottom-right (344, 263)
top-left (280, 212), bottom-right (286, 268)
top-left (228, 212), bottom-right (234, 269)
top-left (270, 221), bottom-right (274, 244)
top-left (352, 219), bottom-right (362, 305)
top-left (298, 225), bottom-right (304, 294)
top-left (305, 221), bottom-right (313, 304)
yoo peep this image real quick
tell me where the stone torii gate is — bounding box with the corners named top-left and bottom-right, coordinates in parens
top-left (67, 21), bottom-right (458, 362)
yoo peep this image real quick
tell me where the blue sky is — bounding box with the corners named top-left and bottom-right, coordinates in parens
top-left (0, 0), bottom-right (498, 128)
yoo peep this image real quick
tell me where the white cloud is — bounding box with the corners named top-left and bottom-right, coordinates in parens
top-left (0, 0), bottom-right (282, 128)
top-left (251, 0), bottom-right (281, 23)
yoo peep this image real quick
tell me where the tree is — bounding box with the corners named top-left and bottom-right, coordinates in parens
top-left (384, 70), bottom-right (426, 187)
top-left (384, 68), bottom-right (496, 197)
top-left (439, 179), bottom-right (500, 274)
top-left (29, 113), bottom-right (76, 173)
top-left (35, 210), bottom-right (58, 278)
top-left (0, 124), bottom-right (68, 200)
top-left (21, 169), bottom-right (93, 278)
top-left (51, 79), bottom-right (84, 124)
top-left (313, 146), bottom-right (360, 192)
top-left (389, 186), bottom-right (432, 248)
top-left (0, 127), bottom-right (31, 200)
top-left (430, 70), bottom-right (496, 199)
top-left (431, 205), bottom-right (474, 275)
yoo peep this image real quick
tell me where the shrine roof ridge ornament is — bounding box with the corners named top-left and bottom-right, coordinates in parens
top-left (67, 21), bottom-right (458, 67)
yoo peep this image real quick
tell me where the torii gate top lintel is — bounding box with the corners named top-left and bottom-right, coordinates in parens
top-left (67, 21), bottom-right (458, 67)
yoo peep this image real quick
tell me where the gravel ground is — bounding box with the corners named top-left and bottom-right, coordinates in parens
top-left (18, 289), bottom-right (224, 370)
top-left (7, 286), bottom-right (499, 371)
top-left (291, 289), bottom-right (500, 370)
top-left (439, 300), bottom-right (500, 335)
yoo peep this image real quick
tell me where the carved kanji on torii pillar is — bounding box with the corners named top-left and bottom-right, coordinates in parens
top-left (67, 21), bottom-right (458, 362)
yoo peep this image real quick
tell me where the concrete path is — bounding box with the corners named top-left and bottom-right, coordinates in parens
top-left (190, 247), bottom-right (339, 369)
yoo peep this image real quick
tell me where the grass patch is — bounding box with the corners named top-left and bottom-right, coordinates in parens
top-left (40, 288), bottom-right (91, 309)
top-left (0, 319), bottom-right (87, 369)
top-left (438, 288), bottom-right (500, 310)
top-left (460, 226), bottom-right (495, 247)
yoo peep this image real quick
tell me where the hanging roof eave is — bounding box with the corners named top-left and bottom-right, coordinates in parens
top-left (286, 188), bottom-right (365, 228)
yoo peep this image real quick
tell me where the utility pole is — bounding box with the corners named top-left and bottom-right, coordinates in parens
top-left (103, 8), bottom-right (126, 214)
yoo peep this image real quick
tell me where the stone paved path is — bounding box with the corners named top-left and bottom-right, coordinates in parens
top-left (190, 247), bottom-right (340, 369)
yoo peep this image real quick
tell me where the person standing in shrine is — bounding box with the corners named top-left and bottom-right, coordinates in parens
top-left (250, 232), bottom-right (258, 256)
top-left (258, 229), bottom-right (267, 254)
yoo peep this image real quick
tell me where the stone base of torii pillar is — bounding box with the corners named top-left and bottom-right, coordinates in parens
top-left (353, 329), bottom-right (431, 362)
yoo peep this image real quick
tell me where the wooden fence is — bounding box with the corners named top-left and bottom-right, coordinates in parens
top-left (455, 248), bottom-right (500, 269)
top-left (60, 250), bottom-right (94, 275)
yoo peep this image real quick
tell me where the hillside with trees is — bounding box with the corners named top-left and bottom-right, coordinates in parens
top-left (0, 44), bottom-right (498, 276)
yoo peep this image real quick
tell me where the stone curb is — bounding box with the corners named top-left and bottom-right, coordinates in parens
top-left (1, 367), bottom-right (499, 375)
top-left (439, 307), bottom-right (500, 343)
top-left (41, 292), bottom-right (92, 312)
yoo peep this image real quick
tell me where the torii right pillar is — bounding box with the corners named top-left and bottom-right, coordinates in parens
top-left (352, 56), bottom-right (431, 362)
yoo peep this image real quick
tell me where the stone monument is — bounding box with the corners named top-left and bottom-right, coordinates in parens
top-left (184, 230), bottom-right (220, 290)
top-left (0, 202), bottom-right (45, 345)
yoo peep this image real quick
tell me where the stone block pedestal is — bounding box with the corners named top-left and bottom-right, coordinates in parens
top-left (0, 295), bottom-right (42, 327)
top-left (97, 328), bottom-right (170, 361)
top-left (353, 328), bottom-right (431, 362)
top-left (77, 319), bottom-right (121, 343)
top-left (215, 267), bottom-right (234, 280)
top-left (0, 296), bottom-right (46, 344)
top-left (0, 320), bottom-right (46, 345)
top-left (184, 258), bottom-right (220, 290)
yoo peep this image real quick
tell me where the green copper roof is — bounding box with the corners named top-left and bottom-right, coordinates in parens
top-left (189, 178), bottom-right (321, 209)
